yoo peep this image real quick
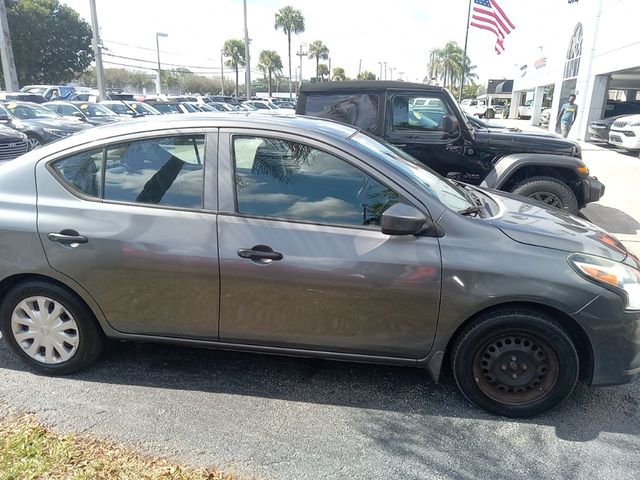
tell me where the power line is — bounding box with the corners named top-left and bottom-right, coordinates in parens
top-left (103, 52), bottom-right (219, 71)
top-left (102, 60), bottom-right (263, 76)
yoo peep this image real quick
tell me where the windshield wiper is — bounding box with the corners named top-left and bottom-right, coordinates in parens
top-left (458, 205), bottom-right (483, 216)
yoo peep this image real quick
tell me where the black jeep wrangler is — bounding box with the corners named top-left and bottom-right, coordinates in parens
top-left (296, 81), bottom-right (605, 214)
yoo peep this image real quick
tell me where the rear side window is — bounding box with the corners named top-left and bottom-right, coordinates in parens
top-left (304, 94), bottom-right (379, 132)
top-left (51, 148), bottom-right (103, 198)
top-left (51, 135), bottom-right (205, 209)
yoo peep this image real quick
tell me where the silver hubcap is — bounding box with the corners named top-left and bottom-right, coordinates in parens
top-left (27, 137), bottom-right (42, 150)
top-left (529, 191), bottom-right (563, 209)
top-left (11, 296), bottom-right (79, 364)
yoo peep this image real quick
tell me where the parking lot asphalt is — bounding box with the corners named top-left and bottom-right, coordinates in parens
top-left (1, 122), bottom-right (640, 479)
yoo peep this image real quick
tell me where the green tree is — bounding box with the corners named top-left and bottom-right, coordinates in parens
top-left (308, 40), bottom-right (329, 83)
top-left (357, 71), bottom-right (376, 80)
top-left (332, 67), bottom-right (346, 81)
top-left (317, 64), bottom-right (329, 82)
top-left (223, 39), bottom-right (246, 97)
top-left (3, 0), bottom-right (94, 87)
top-left (258, 50), bottom-right (283, 97)
top-left (427, 41), bottom-right (476, 93)
top-left (274, 5), bottom-right (305, 98)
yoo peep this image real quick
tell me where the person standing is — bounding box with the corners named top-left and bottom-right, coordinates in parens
top-left (557, 94), bottom-right (578, 138)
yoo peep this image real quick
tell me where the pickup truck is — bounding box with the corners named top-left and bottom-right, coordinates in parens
top-left (296, 81), bottom-right (604, 214)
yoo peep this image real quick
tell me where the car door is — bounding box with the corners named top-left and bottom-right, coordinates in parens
top-left (217, 129), bottom-right (441, 358)
top-left (384, 92), bottom-right (492, 185)
top-left (36, 130), bottom-right (220, 338)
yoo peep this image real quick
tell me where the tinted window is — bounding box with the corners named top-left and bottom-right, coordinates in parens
top-left (233, 136), bottom-right (398, 226)
top-left (52, 148), bottom-right (103, 198)
top-left (391, 95), bottom-right (449, 132)
top-left (304, 94), bottom-right (379, 132)
top-left (104, 136), bottom-right (205, 208)
top-left (59, 105), bottom-right (79, 116)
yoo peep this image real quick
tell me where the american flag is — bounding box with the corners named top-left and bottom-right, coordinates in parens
top-left (470, 0), bottom-right (515, 55)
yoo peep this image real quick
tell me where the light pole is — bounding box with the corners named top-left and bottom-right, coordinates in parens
top-left (243, 0), bottom-right (251, 99)
top-left (399, 71), bottom-right (405, 81)
top-left (296, 44), bottom-right (307, 93)
top-left (390, 67), bottom-right (396, 81)
top-left (155, 32), bottom-right (168, 95)
top-left (378, 62), bottom-right (383, 80)
top-left (220, 48), bottom-right (225, 96)
top-left (383, 62), bottom-right (387, 80)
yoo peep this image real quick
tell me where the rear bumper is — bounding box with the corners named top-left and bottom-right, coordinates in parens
top-left (580, 176), bottom-right (605, 205)
top-left (573, 290), bottom-right (640, 386)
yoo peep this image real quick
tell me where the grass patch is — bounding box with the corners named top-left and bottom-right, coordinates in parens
top-left (0, 413), bottom-right (237, 480)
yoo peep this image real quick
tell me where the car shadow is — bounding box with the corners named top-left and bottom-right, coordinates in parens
top-left (1, 339), bottom-right (637, 446)
top-left (581, 203), bottom-right (640, 235)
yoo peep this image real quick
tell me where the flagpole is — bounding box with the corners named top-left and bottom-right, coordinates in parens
top-left (459, 0), bottom-right (473, 102)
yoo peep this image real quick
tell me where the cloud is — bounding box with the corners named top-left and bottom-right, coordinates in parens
top-left (282, 196), bottom-right (360, 221)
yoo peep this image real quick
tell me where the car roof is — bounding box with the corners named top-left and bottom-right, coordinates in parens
top-left (300, 80), bottom-right (444, 93)
top-left (15, 114), bottom-right (360, 158)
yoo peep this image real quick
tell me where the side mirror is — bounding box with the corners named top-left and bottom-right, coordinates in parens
top-left (381, 203), bottom-right (429, 236)
top-left (0, 113), bottom-right (10, 123)
top-left (442, 115), bottom-right (459, 134)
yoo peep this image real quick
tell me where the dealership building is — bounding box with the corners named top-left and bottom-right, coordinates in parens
top-left (510, 0), bottom-right (640, 140)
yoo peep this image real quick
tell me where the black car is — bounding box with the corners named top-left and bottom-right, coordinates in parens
top-left (0, 123), bottom-right (28, 162)
top-left (0, 101), bottom-right (92, 149)
top-left (43, 101), bottom-right (122, 126)
top-left (297, 81), bottom-right (604, 214)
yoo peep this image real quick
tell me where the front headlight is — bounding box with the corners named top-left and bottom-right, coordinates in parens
top-left (43, 128), bottom-right (72, 137)
top-left (568, 253), bottom-right (640, 310)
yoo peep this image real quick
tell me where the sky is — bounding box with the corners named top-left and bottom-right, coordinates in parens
top-left (60, 0), bottom-right (556, 86)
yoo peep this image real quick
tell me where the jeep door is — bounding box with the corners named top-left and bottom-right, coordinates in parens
top-left (384, 92), bottom-right (493, 184)
top-left (217, 129), bottom-right (442, 358)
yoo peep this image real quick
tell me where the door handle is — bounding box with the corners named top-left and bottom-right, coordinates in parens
top-left (237, 246), bottom-right (283, 262)
top-left (47, 230), bottom-right (88, 244)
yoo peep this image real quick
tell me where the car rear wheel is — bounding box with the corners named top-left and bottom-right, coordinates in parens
top-left (0, 280), bottom-right (105, 375)
top-left (511, 176), bottom-right (579, 215)
top-left (451, 309), bottom-right (579, 417)
top-left (485, 109), bottom-right (495, 119)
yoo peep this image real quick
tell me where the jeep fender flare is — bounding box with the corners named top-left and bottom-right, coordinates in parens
top-left (480, 153), bottom-right (585, 190)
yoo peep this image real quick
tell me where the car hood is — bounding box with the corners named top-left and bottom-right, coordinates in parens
top-left (0, 124), bottom-right (27, 141)
top-left (475, 129), bottom-right (578, 157)
top-left (485, 189), bottom-right (628, 262)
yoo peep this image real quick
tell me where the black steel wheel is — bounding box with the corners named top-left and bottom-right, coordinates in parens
top-left (451, 309), bottom-right (579, 417)
top-left (511, 176), bottom-right (579, 215)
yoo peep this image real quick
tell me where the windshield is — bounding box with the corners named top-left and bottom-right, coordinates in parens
top-left (127, 102), bottom-right (159, 115)
top-left (349, 132), bottom-right (472, 212)
top-left (78, 103), bottom-right (117, 117)
top-left (3, 102), bottom-right (59, 119)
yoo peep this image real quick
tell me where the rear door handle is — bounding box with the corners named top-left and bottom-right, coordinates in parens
top-left (47, 230), bottom-right (88, 244)
top-left (237, 245), bottom-right (283, 262)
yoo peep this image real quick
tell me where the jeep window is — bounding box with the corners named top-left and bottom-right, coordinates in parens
top-left (391, 95), bottom-right (450, 132)
top-left (304, 94), bottom-right (379, 132)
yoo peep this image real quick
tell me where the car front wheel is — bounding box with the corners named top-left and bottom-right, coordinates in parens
top-left (0, 280), bottom-right (105, 375)
top-left (511, 176), bottom-right (579, 214)
top-left (451, 309), bottom-right (579, 417)
top-left (26, 134), bottom-right (43, 150)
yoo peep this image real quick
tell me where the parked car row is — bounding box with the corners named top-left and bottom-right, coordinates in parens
top-left (588, 100), bottom-right (640, 150)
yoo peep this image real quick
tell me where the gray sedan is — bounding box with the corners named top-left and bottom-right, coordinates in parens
top-left (0, 114), bottom-right (638, 417)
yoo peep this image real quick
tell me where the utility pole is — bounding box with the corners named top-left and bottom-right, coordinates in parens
top-left (220, 49), bottom-right (225, 96)
top-left (399, 71), bottom-right (405, 81)
top-left (89, 0), bottom-right (106, 100)
top-left (378, 62), bottom-right (382, 80)
top-left (460, 0), bottom-right (472, 102)
top-left (296, 44), bottom-right (307, 93)
top-left (155, 32), bottom-right (168, 95)
top-left (358, 59), bottom-right (362, 78)
top-left (243, 0), bottom-right (251, 99)
top-left (390, 67), bottom-right (396, 81)
top-left (328, 57), bottom-right (331, 81)
top-left (0, 0), bottom-right (18, 91)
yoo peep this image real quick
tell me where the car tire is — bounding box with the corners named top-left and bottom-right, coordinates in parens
top-left (26, 134), bottom-right (43, 150)
top-left (451, 309), bottom-right (579, 417)
top-left (485, 109), bottom-right (495, 119)
top-left (0, 280), bottom-right (105, 375)
top-left (511, 176), bottom-right (579, 214)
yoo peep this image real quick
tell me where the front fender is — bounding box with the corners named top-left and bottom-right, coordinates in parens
top-left (480, 153), bottom-right (586, 189)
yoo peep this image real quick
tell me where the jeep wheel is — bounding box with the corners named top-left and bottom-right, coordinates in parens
top-left (511, 176), bottom-right (579, 215)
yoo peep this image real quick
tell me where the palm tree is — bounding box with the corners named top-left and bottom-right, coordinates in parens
top-left (258, 50), bottom-right (283, 97)
top-left (274, 6), bottom-right (305, 99)
top-left (308, 40), bottom-right (329, 83)
top-left (317, 64), bottom-right (329, 82)
top-left (357, 71), bottom-right (376, 80)
top-left (332, 67), bottom-right (346, 81)
top-left (428, 41), bottom-right (465, 91)
top-left (223, 39), bottom-right (246, 97)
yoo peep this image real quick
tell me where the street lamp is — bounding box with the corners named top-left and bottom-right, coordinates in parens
top-left (383, 62), bottom-right (387, 80)
top-left (220, 48), bottom-right (225, 96)
top-left (155, 32), bottom-right (168, 95)
top-left (378, 62), bottom-right (383, 80)
top-left (390, 67), bottom-right (396, 81)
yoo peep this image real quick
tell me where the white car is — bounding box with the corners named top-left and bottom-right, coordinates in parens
top-left (539, 108), bottom-right (552, 127)
top-left (460, 99), bottom-right (495, 119)
top-left (518, 100), bottom-right (534, 119)
top-left (608, 114), bottom-right (640, 151)
top-left (243, 100), bottom-right (294, 114)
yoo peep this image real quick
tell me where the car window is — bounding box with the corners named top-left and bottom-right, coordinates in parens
top-left (59, 105), bottom-right (79, 116)
top-left (153, 103), bottom-right (181, 114)
top-left (391, 95), bottom-right (449, 132)
top-left (104, 135), bottom-right (205, 209)
top-left (304, 94), bottom-right (379, 132)
top-left (4, 103), bottom-right (59, 119)
top-left (233, 136), bottom-right (399, 227)
top-left (104, 103), bottom-right (130, 115)
top-left (51, 148), bottom-right (104, 198)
